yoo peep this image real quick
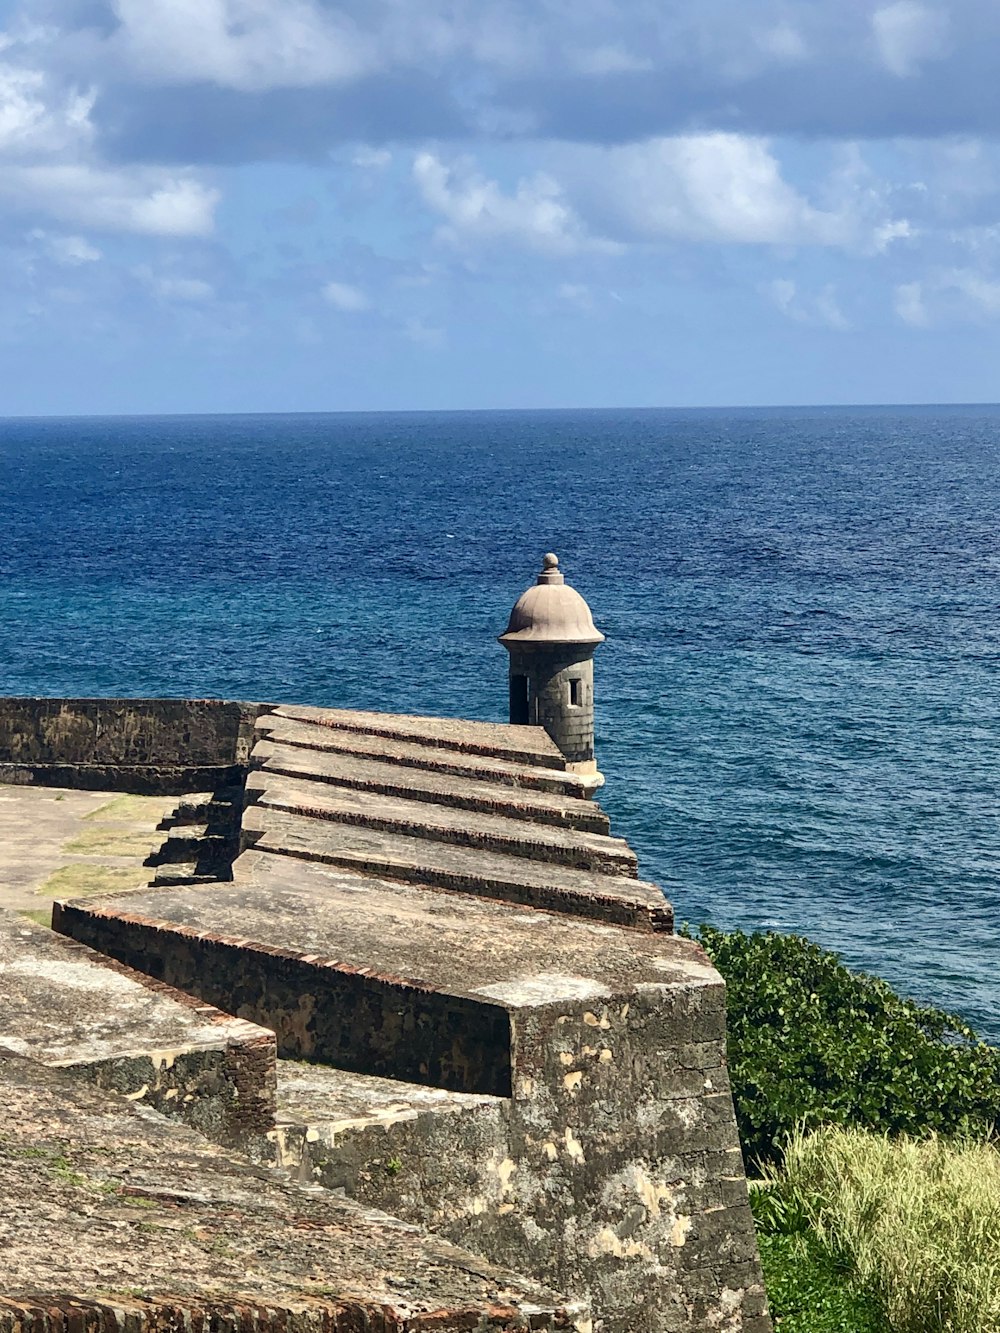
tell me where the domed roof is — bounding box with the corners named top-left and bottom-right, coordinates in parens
top-left (499, 554), bottom-right (605, 646)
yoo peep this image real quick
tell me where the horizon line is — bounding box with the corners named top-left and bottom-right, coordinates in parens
top-left (4, 400), bottom-right (1000, 421)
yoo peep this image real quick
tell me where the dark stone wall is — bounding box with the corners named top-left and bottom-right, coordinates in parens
top-left (0, 697), bottom-right (270, 792)
top-left (506, 646), bottom-right (597, 767)
top-left (53, 901), bottom-right (514, 1098)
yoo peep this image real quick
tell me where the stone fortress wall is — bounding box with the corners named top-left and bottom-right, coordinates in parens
top-left (0, 559), bottom-right (771, 1333)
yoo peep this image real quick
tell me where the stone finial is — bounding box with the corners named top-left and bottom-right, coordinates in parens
top-left (537, 553), bottom-right (565, 586)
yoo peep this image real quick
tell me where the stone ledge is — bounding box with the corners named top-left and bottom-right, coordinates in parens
top-left (241, 805), bottom-right (668, 932)
top-left (1, 911), bottom-right (276, 1150)
top-left (246, 770), bottom-right (637, 875)
top-left (255, 717), bottom-right (590, 797)
top-left (253, 739), bottom-right (612, 832)
top-left (274, 704), bottom-right (570, 770)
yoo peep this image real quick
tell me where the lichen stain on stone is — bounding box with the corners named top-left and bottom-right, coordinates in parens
top-left (599, 1048), bottom-right (613, 1063)
top-left (558, 1051), bottom-right (575, 1066)
top-left (563, 1127), bottom-right (585, 1164)
top-left (587, 1226), bottom-right (651, 1260)
top-left (493, 1155), bottom-right (517, 1195)
top-left (563, 1071), bottom-right (583, 1094)
top-left (582, 1011), bottom-right (610, 1030)
top-left (632, 1166), bottom-right (673, 1220)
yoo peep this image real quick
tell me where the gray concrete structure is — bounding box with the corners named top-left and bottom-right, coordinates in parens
top-left (500, 555), bottom-right (605, 778)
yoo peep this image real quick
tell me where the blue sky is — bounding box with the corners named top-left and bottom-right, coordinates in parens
top-left (3, 0), bottom-right (1000, 412)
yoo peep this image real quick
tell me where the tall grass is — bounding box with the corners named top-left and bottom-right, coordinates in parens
top-left (762, 1127), bottom-right (1000, 1333)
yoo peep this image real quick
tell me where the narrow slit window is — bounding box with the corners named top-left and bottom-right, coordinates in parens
top-left (510, 675), bottom-right (529, 725)
top-left (569, 678), bottom-right (583, 707)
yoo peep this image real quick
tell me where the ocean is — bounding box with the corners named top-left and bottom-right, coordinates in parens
top-left (2, 406), bottom-right (999, 1037)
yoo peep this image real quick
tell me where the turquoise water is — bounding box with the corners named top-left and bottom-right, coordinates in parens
top-left (2, 406), bottom-right (1000, 1035)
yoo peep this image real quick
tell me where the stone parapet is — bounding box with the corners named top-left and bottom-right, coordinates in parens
top-left (3, 694), bottom-right (769, 1333)
top-left (0, 698), bottom-right (270, 793)
top-left (0, 910), bottom-right (276, 1150)
top-left (54, 854), bottom-right (766, 1332)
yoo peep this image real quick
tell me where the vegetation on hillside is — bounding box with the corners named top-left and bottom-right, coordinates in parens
top-left (684, 926), bottom-right (1000, 1331)
top-left (688, 925), bottom-right (1000, 1167)
top-left (756, 1127), bottom-right (1000, 1333)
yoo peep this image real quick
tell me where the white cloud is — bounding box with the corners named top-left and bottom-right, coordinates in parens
top-left (895, 280), bottom-right (929, 326)
top-left (134, 266), bottom-right (214, 300)
top-left (872, 2), bottom-right (948, 77)
top-left (403, 316), bottom-right (444, 347)
top-left (585, 134), bottom-right (844, 247)
top-left (556, 282), bottom-right (593, 309)
top-left (568, 44), bottom-right (652, 76)
top-left (755, 23), bottom-right (808, 64)
top-left (766, 278), bottom-right (850, 330)
top-left (0, 60), bottom-right (94, 158)
top-left (941, 268), bottom-right (1000, 317)
top-left (0, 166), bottom-right (219, 236)
top-left (413, 151), bottom-right (617, 254)
top-left (111, 0), bottom-right (372, 91)
top-left (352, 146), bottom-right (392, 170)
top-left (29, 230), bottom-right (102, 264)
top-left (322, 280), bottom-right (370, 311)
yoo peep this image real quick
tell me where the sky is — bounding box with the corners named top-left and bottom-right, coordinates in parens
top-left (3, 0), bottom-right (1000, 412)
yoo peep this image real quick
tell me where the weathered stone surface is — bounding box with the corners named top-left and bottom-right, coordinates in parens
top-left (246, 770), bottom-right (636, 874)
top-left (256, 715), bottom-right (592, 796)
top-left (54, 859), bottom-right (767, 1331)
top-left (0, 910), bottom-right (275, 1151)
top-left (253, 736), bottom-right (612, 832)
top-left (0, 785), bottom-right (172, 914)
top-left (274, 703), bottom-right (571, 770)
top-left (4, 691), bottom-right (768, 1333)
top-left (0, 698), bottom-right (268, 769)
top-left (0, 1056), bottom-right (585, 1332)
top-left (272, 1061), bottom-right (511, 1227)
top-left (241, 804), bottom-right (668, 931)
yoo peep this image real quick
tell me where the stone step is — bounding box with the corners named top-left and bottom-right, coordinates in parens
top-left (272, 702), bottom-right (568, 770)
top-left (252, 737), bottom-right (611, 834)
top-left (256, 714), bottom-right (592, 797)
top-left (52, 852), bottom-right (698, 1098)
top-left (241, 805), bottom-right (667, 930)
top-left (153, 860), bottom-right (218, 887)
top-left (0, 908), bottom-right (275, 1150)
top-left (272, 1061), bottom-right (508, 1227)
top-left (245, 770), bottom-right (637, 876)
top-left (159, 791), bottom-right (215, 827)
top-left (154, 824), bottom-right (227, 863)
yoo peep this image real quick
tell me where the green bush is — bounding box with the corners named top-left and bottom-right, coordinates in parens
top-left (755, 1229), bottom-right (888, 1333)
top-left (687, 926), bottom-right (1000, 1167)
top-left (762, 1126), bottom-right (1000, 1333)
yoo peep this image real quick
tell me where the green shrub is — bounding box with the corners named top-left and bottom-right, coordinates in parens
top-left (688, 926), bottom-right (1000, 1167)
top-left (762, 1127), bottom-right (1000, 1333)
top-left (755, 1229), bottom-right (888, 1333)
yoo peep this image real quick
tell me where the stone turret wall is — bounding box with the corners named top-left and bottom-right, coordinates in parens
top-left (507, 645), bottom-right (597, 769)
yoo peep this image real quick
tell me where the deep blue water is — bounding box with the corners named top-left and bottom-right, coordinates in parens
top-left (3, 406), bottom-right (1000, 1037)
